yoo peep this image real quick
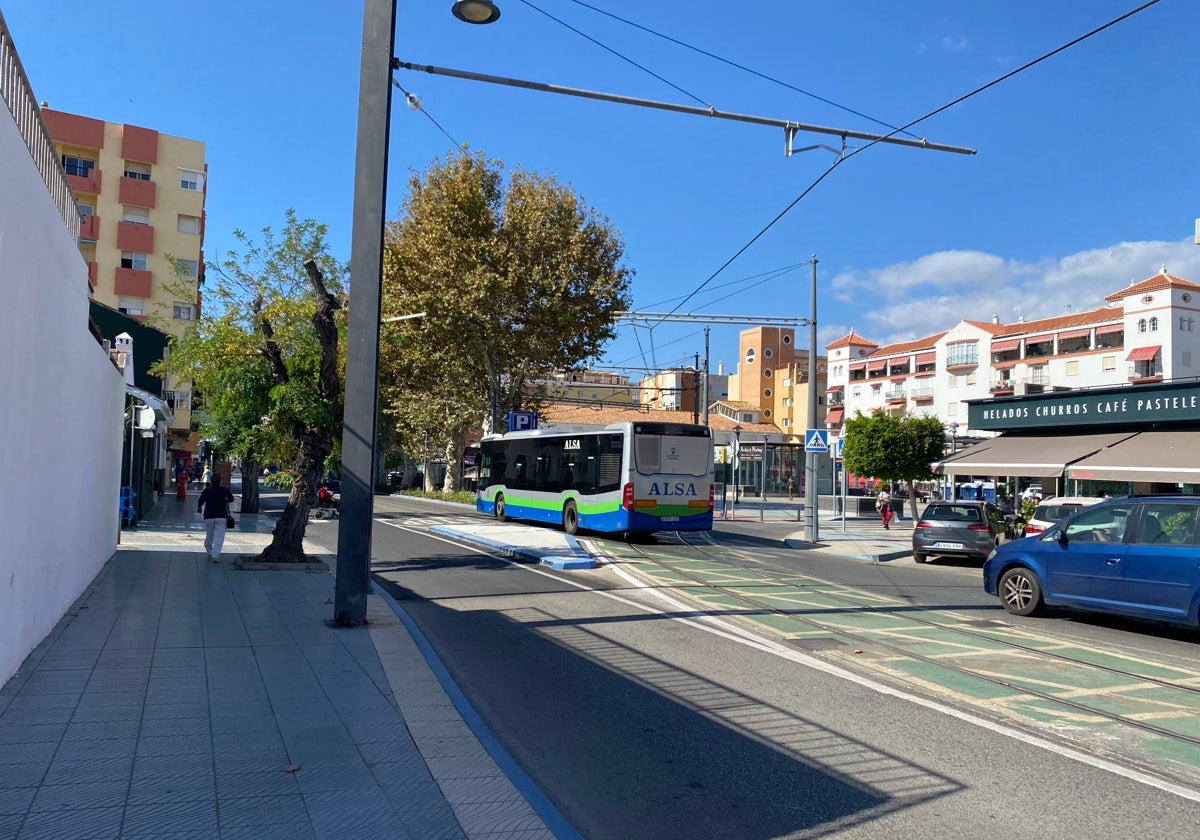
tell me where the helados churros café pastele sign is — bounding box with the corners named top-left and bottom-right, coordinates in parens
top-left (968, 381), bottom-right (1200, 431)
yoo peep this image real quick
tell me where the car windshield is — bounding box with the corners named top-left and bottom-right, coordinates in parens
top-left (1034, 504), bottom-right (1083, 522)
top-left (923, 505), bottom-right (982, 522)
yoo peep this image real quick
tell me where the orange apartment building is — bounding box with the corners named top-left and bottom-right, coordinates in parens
top-left (728, 327), bottom-right (828, 442)
top-left (42, 106), bottom-right (206, 455)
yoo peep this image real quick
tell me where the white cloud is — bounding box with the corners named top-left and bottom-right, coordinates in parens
top-left (823, 239), bottom-right (1200, 347)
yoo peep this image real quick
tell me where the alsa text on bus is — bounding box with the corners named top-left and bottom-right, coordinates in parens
top-left (649, 481), bottom-right (698, 497)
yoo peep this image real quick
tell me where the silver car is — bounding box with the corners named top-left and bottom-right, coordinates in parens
top-left (913, 500), bottom-right (1007, 563)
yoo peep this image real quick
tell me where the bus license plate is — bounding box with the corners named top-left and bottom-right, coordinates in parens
top-left (661, 516), bottom-right (680, 522)
top-left (933, 541), bottom-right (964, 550)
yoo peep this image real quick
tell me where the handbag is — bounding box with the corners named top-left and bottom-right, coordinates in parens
top-left (225, 515), bottom-right (236, 529)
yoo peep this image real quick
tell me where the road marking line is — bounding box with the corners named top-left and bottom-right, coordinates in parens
top-left (380, 519), bottom-right (1200, 803)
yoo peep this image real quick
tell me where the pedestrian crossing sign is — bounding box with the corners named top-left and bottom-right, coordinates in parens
top-left (804, 429), bottom-right (829, 453)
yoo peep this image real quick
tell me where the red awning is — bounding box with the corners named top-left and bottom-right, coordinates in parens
top-left (866, 358), bottom-right (887, 371)
top-left (1057, 327), bottom-right (1091, 340)
top-left (915, 352), bottom-right (936, 364)
top-left (1126, 345), bottom-right (1160, 362)
top-left (827, 384), bottom-right (843, 393)
top-left (1096, 323), bottom-right (1124, 335)
top-left (849, 362), bottom-right (867, 371)
top-left (1024, 334), bottom-right (1053, 345)
top-left (991, 338), bottom-right (1020, 352)
top-left (825, 406), bottom-right (844, 425)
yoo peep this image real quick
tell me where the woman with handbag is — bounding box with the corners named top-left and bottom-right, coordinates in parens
top-left (197, 472), bottom-right (236, 563)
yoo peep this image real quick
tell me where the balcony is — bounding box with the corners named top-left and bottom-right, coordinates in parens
top-left (944, 356), bottom-right (978, 370)
top-left (118, 176), bottom-right (156, 208)
top-left (114, 267), bottom-right (152, 298)
top-left (910, 388), bottom-right (935, 402)
top-left (884, 390), bottom-right (907, 404)
top-left (79, 215), bottom-right (99, 241)
top-left (990, 378), bottom-right (1015, 395)
top-left (117, 221), bottom-right (155, 253)
top-left (66, 168), bottom-right (101, 195)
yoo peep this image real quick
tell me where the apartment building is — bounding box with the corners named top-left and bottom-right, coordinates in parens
top-left (727, 326), bottom-right (828, 441)
top-left (824, 268), bottom-right (1200, 440)
top-left (42, 106), bottom-right (206, 454)
top-left (537, 369), bottom-right (639, 405)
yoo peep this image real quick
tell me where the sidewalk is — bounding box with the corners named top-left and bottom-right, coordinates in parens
top-left (0, 496), bottom-right (559, 840)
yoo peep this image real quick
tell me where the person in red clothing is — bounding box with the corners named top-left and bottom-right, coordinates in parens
top-left (176, 466), bottom-right (188, 501)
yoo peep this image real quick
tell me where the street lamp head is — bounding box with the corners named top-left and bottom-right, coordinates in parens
top-left (452, 0), bottom-right (501, 24)
top-left (949, 421), bottom-right (959, 433)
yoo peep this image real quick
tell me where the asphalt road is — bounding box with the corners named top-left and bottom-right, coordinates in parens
top-left (303, 496), bottom-right (1200, 839)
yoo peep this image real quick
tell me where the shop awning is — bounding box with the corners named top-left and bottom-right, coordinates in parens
top-left (915, 352), bottom-right (936, 364)
top-left (1067, 431), bottom-right (1200, 484)
top-left (1057, 327), bottom-right (1092, 340)
top-left (932, 432), bottom-right (1137, 477)
top-left (1126, 345), bottom-right (1160, 362)
top-left (1096, 323), bottom-right (1124, 335)
top-left (991, 338), bottom-right (1021, 353)
top-left (126, 384), bottom-right (173, 423)
top-left (867, 358), bottom-right (887, 371)
top-left (825, 406), bottom-right (844, 425)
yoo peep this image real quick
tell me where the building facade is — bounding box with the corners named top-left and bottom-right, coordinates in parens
top-left (42, 106), bottom-right (207, 454)
top-left (824, 269), bottom-right (1200, 445)
top-left (727, 326), bottom-right (828, 442)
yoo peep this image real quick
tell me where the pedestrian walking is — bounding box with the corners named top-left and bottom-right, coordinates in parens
top-left (201, 463), bottom-right (212, 486)
top-left (197, 473), bottom-right (235, 563)
top-left (877, 487), bottom-right (894, 530)
top-left (786, 474), bottom-right (795, 501)
top-left (175, 466), bottom-right (188, 501)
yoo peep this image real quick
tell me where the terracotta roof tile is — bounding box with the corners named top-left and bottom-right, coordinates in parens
top-left (865, 331), bottom-right (946, 358)
top-left (995, 305), bottom-right (1120, 337)
top-left (825, 331), bottom-right (879, 350)
top-left (1104, 272), bottom-right (1200, 303)
top-left (962, 320), bottom-right (1008, 335)
top-left (539, 403), bottom-right (779, 435)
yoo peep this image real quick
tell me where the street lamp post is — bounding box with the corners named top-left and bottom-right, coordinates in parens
top-left (805, 256), bottom-right (819, 544)
top-left (947, 421), bottom-right (959, 500)
top-left (732, 424), bottom-right (742, 509)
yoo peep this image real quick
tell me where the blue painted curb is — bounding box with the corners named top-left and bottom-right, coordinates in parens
top-left (428, 525), bottom-right (598, 570)
top-left (371, 584), bottom-right (584, 840)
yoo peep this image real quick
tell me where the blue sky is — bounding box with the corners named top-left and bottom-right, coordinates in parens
top-left (8, 0), bottom-right (1199, 379)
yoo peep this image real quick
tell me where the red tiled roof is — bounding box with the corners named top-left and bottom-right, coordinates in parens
top-left (825, 331), bottom-right (879, 351)
top-left (1104, 272), bottom-right (1200, 303)
top-left (864, 332), bottom-right (946, 359)
top-left (995, 305), bottom-right (1120, 338)
top-left (539, 403), bottom-right (780, 435)
top-left (962, 320), bottom-right (1008, 335)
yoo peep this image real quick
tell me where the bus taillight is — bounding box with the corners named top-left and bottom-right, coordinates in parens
top-left (622, 483), bottom-right (634, 510)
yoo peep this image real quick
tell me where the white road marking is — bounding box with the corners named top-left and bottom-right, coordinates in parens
top-left (377, 518), bottom-right (1200, 804)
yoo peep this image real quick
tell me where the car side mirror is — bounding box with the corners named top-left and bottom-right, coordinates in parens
top-left (1050, 528), bottom-right (1066, 544)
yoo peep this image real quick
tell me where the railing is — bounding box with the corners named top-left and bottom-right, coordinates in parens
top-left (0, 11), bottom-right (79, 243)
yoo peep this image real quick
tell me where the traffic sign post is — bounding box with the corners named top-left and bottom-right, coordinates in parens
top-left (507, 411), bottom-right (538, 432)
top-left (804, 428), bottom-right (829, 454)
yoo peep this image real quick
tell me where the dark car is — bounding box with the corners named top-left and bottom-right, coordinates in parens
top-left (983, 496), bottom-right (1200, 625)
top-left (913, 500), bottom-right (1008, 563)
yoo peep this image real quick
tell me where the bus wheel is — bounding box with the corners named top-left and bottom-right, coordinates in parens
top-left (494, 494), bottom-right (508, 522)
top-left (563, 501), bottom-right (579, 536)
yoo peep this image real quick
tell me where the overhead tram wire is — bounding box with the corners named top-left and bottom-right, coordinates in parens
top-left (516, 0), bottom-right (711, 108)
top-left (658, 0), bottom-right (1164, 325)
top-left (642, 262), bottom-right (806, 310)
top-left (390, 77), bottom-right (464, 151)
top-left (562, 0), bottom-right (919, 140)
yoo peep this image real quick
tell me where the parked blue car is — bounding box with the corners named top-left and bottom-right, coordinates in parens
top-left (983, 496), bottom-right (1200, 626)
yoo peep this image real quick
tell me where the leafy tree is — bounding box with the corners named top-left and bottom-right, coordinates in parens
top-left (842, 410), bottom-right (945, 519)
top-left (155, 212), bottom-right (346, 562)
top-left (381, 150), bottom-right (633, 490)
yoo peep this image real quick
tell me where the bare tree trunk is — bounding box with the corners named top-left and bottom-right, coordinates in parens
top-left (252, 260), bottom-right (342, 564)
top-left (441, 430), bottom-right (466, 492)
top-left (240, 458), bottom-right (261, 514)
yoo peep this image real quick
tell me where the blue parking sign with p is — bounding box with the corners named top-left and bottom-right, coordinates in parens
top-left (508, 410), bottom-right (538, 432)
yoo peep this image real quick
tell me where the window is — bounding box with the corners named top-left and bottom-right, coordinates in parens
top-left (782, 377), bottom-right (792, 387)
top-left (179, 168), bottom-right (204, 191)
top-left (947, 374), bottom-right (958, 388)
top-left (1184, 352), bottom-right (1193, 368)
top-left (77, 203), bottom-right (94, 220)
top-left (122, 206), bottom-right (150, 224)
top-left (1066, 360), bottom-right (1079, 376)
top-left (1102, 355), bottom-right (1116, 371)
top-left (165, 390), bottom-right (192, 412)
top-left (763, 368), bottom-right (772, 378)
top-left (1062, 504), bottom-right (1133, 543)
top-left (782, 418), bottom-right (791, 427)
top-left (871, 384), bottom-right (881, 394)
top-left (123, 161), bottom-right (151, 180)
top-left (61, 155), bottom-right (95, 177)
top-left (763, 388), bottom-right (772, 398)
top-left (1138, 318), bottom-right (1147, 333)
top-left (117, 296), bottom-right (145, 316)
top-left (763, 409), bottom-right (772, 418)
top-left (947, 402), bottom-right (959, 416)
top-left (782, 334), bottom-right (792, 345)
top-left (965, 373), bottom-right (977, 386)
top-left (590, 392), bottom-right (598, 399)
top-left (120, 251), bottom-right (148, 270)
top-left (173, 303), bottom-right (195, 321)
top-left (782, 397), bottom-right (791, 407)
top-left (745, 347), bottom-right (756, 365)
top-left (764, 347), bottom-right (774, 359)
top-left (1149, 317), bottom-right (1159, 332)
top-left (173, 258), bottom-right (199, 278)
top-left (946, 341), bottom-right (978, 366)
top-left (178, 214), bottom-right (201, 234)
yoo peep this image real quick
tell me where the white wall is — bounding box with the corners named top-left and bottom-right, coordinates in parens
top-left (0, 107), bottom-right (124, 686)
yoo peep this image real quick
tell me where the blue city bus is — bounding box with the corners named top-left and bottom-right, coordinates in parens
top-left (476, 421), bottom-right (714, 537)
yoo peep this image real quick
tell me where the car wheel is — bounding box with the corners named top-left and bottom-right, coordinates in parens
top-left (913, 552), bottom-right (928, 563)
top-left (494, 494), bottom-right (507, 522)
top-left (998, 566), bottom-right (1044, 616)
top-left (563, 501), bottom-right (579, 536)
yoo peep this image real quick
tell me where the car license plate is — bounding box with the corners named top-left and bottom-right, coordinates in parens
top-left (661, 516), bottom-right (680, 522)
top-left (933, 542), bottom-right (964, 550)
